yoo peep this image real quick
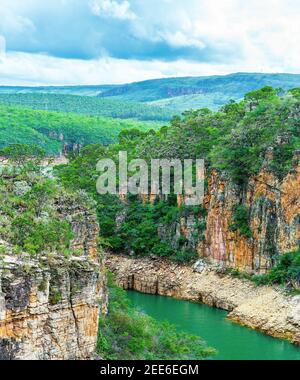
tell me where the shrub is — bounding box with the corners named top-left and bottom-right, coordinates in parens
top-left (253, 252), bottom-right (300, 288)
top-left (12, 215), bottom-right (73, 256)
top-left (230, 205), bottom-right (253, 238)
top-left (171, 249), bottom-right (198, 264)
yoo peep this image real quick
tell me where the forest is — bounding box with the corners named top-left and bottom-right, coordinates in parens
top-left (0, 94), bottom-right (173, 122)
top-left (1, 73), bottom-right (300, 115)
top-left (0, 104), bottom-right (160, 154)
top-left (56, 86), bottom-right (300, 283)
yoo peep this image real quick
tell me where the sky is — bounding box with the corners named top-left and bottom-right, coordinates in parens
top-left (0, 0), bottom-right (299, 86)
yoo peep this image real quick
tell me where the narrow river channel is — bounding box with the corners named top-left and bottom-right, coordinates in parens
top-left (127, 291), bottom-right (300, 360)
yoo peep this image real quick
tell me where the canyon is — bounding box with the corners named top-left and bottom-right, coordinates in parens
top-left (106, 153), bottom-right (300, 346)
top-left (1, 132), bottom-right (300, 359)
top-left (106, 254), bottom-right (300, 346)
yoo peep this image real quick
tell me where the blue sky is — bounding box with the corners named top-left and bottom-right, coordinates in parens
top-left (0, 0), bottom-right (299, 85)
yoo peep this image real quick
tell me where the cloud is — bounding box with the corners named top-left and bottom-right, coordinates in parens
top-left (0, 36), bottom-right (6, 60)
top-left (158, 31), bottom-right (206, 50)
top-left (0, 0), bottom-right (239, 61)
top-left (90, 0), bottom-right (137, 20)
top-left (0, 0), bottom-right (299, 85)
top-left (0, 50), bottom-right (289, 87)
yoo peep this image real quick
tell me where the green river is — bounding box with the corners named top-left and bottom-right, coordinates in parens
top-left (127, 291), bottom-right (300, 360)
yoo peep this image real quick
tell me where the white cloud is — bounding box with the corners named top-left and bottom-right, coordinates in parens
top-left (0, 51), bottom-right (289, 87)
top-left (158, 31), bottom-right (206, 50)
top-left (0, 3), bottom-right (35, 35)
top-left (90, 0), bottom-right (136, 20)
top-left (0, 0), bottom-right (299, 85)
top-left (0, 36), bottom-right (6, 60)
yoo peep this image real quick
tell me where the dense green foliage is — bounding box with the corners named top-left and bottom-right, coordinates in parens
top-left (0, 144), bottom-right (46, 167)
top-left (57, 87), bottom-right (300, 263)
top-left (101, 196), bottom-right (204, 263)
top-left (0, 105), bottom-right (160, 154)
top-left (97, 274), bottom-right (216, 360)
top-left (0, 159), bottom-right (90, 257)
top-left (56, 131), bottom-right (208, 262)
top-left (229, 205), bottom-right (253, 238)
top-left (135, 87), bottom-right (300, 186)
top-left (0, 94), bottom-right (173, 122)
top-left (253, 252), bottom-right (300, 288)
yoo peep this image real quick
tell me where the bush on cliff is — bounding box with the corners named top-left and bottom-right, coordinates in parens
top-left (229, 205), bottom-right (253, 239)
top-left (253, 252), bottom-right (300, 288)
top-left (97, 275), bottom-right (216, 360)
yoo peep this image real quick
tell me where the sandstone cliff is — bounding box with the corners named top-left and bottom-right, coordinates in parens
top-left (201, 153), bottom-right (300, 273)
top-left (0, 181), bottom-right (107, 360)
top-left (0, 254), bottom-right (106, 360)
top-left (159, 154), bottom-right (300, 274)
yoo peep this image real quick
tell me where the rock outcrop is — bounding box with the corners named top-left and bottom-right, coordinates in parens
top-left (136, 158), bottom-right (300, 275)
top-left (152, 157), bottom-right (297, 274)
top-left (0, 186), bottom-right (107, 360)
top-left (201, 158), bottom-right (300, 273)
top-left (106, 254), bottom-right (300, 346)
top-left (0, 254), bottom-right (106, 360)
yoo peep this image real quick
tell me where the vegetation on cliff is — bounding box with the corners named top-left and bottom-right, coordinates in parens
top-left (97, 274), bottom-right (216, 360)
top-left (0, 152), bottom-right (93, 257)
top-left (57, 87), bottom-right (300, 266)
top-left (253, 252), bottom-right (300, 289)
top-left (1, 83), bottom-right (300, 359)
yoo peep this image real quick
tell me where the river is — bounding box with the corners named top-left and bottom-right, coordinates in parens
top-left (127, 291), bottom-right (300, 360)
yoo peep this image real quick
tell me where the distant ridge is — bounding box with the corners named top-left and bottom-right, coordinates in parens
top-left (97, 72), bottom-right (300, 102)
top-left (1, 73), bottom-right (300, 112)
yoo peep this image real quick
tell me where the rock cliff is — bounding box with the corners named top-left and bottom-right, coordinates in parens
top-left (162, 156), bottom-right (300, 274)
top-left (201, 155), bottom-right (300, 273)
top-left (0, 254), bottom-right (106, 360)
top-left (0, 181), bottom-right (107, 360)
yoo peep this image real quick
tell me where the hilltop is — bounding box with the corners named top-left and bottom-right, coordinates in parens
top-left (1, 73), bottom-right (300, 114)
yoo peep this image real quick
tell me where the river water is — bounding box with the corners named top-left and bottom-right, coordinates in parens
top-left (127, 291), bottom-right (300, 360)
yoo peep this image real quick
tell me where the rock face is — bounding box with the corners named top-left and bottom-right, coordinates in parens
top-left (106, 254), bottom-right (300, 345)
top-left (0, 255), bottom-right (106, 360)
top-left (137, 159), bottom-right (300, 274)
top-left (159, 159), bottom-right (299, 274)
top-left (0, 192), bottom-right (107, 360)
top-left (202, 159), bottom-right (300, 273)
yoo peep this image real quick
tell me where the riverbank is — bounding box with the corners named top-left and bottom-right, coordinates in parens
top-left (106, 254), bottom-right (300, 346)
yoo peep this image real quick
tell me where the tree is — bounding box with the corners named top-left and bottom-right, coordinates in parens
top-left (244, 86), bottom-right (281, 111)
top-left (0, 144), bottom-right (46, 169)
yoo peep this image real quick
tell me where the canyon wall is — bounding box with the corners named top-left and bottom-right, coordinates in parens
top-left (166, 154), bottom-right (300, 274)
top-left (201, 152), bottom-right (300, 273)
top-left (0, 255), bottom-right (106, 360)
top-left (0, 191), bottom-right (107, 360)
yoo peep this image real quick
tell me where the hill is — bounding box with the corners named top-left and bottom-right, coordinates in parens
top-left (1, 73), bottom-right (300, 113)
top-left (0, 94), bottom-right (173, 122)
top-left (0, 105), bottom-right (160, 154)
top-left (0, 85), bottom-right (116, 96)
top-left (98, 73), bottom-right (300, 104)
